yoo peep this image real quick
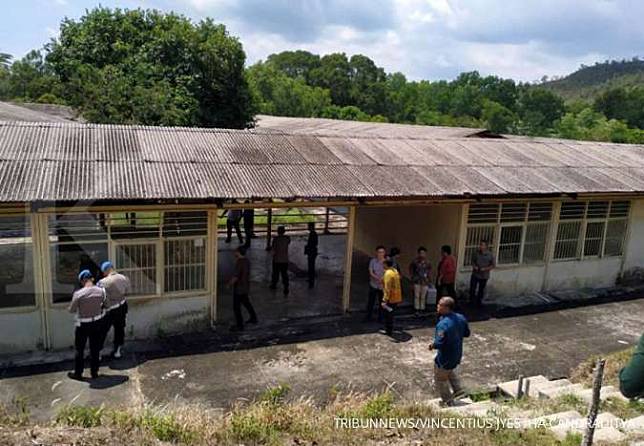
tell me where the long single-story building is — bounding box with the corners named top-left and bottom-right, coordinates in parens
top-left (2, 116), bottom-right (644, 355)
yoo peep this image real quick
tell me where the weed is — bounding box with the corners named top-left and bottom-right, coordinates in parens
top-left (56, 405), bottom-right (105, 428)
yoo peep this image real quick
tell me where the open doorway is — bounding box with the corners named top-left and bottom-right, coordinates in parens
top-left (216, 206), bottom-right (349, 330)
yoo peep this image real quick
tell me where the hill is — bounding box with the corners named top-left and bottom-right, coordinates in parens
top-left (542, 58), bottom-right (644, 102)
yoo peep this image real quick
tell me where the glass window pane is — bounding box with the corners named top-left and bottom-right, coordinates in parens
top-left (498, 226), bottom-right (523, 264)
top-left (609, 201), bottom-right (630, 218)
top-left (0, 216), bottom-right (35, 308)
top-left (500, 203), bottom-right (527, 222)
top-left (523, 223), bottom-right (549, 264)
top-left (527, 202), bottom-right (553, 221)
top-left (115, 243), bottom-right (157, 295)
top-left (604, 219), bottom-right (627, 256)
top-left (50, 243), bottom-right (108, 303)
top-left (468, 204), bottom-right (499, 223)
top-left (560, 202), bottom-right (586, 220)
top-left (583, 221), bottom-right (605, 257)
top-left (587, 201), bottom-right (609, 219)
top-left (554, 221), bottom-right (581, 259)
top-left (49, 213), bottom-right (108, 242)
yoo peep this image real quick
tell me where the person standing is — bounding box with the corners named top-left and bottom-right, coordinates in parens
top-left (97, 261), bottom-right (130, 359)
top-left (304, 222), bottom-right (319, 289)
top-left (269, 226), bottom-right (291, 296)
top-left (68, 270), bottom-right (106, 380)
top-left (469, 240), bottom-right (495, 306)
top-left (389, 247), bottom-right (402, 272)
top-left (409, 246), bottom-right (431, 315)
top-left (437, 245), bottom-right (457, 299)
top-left (381, 259), bottom-right (403, 336)
top-left (429, 296), bottom-right (470, 406)
top-left (363, 245), bottom-right (386, 322)
top-left (242, 207), bottom-right (255, 249)
top-left (225, 209), bottom-right (244, 244)
top-left (229, 246), bottom-right (258, 332)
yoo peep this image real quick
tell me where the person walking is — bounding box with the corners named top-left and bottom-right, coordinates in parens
top-left (97, 261), bottom-right (130, 359)
top-left (269, 226), bottom-right (291, 296)
top-left (242, 207), bottom-right (255, 249)
top-left (437, 245), bottom-right (457, 299)
top-left (469, 240), bottom-right (495, 306)
top-left (68, 270), bottom-right (106, 380)
top-left (429, 296), bottom-right (470, 406)
top-left (381, 259), bottom-right (403, 336)
top-left (225, 209), bottom-right (244, 244)
top-left (409, 246), bottom-right (431, 315)
top-left (363, 245), bottom-right (386, 322)
top-left (304, 222), bottom-right (319, 289)
top-left (229, 246), bottom-right (258, 332)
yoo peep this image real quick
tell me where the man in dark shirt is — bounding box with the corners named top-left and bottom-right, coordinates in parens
top-left (270, 226), bottom-right (291, 296)
top-left (243, 207), bottom-right (255, 249)
top-left (225, 209), bottom-right (244, 244)
top-left (229, 246), bottom-right (257, 332)
top-left (304, 222), bottom-right (318, 289)
top-left (469, 240), bottom-right (495, 306)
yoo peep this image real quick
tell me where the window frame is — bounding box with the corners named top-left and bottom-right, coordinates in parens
top-left (553, 200), bottom-right (630, 262)
top-left (463, 201), bottom-right (553, 269)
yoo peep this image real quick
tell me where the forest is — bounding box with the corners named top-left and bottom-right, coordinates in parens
top-left (1, 7), bottom-right (643, 143)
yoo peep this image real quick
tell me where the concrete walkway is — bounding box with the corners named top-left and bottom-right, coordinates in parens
top-left (1, 299), bottom-right (643, 422)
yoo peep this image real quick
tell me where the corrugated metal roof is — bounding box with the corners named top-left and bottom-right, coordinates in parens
top-left (1, 120), bottom-right (644, 203)
top-left (0, 102), bottom-right (74, 123)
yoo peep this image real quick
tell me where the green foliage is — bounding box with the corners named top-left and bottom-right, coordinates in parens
top-left (359, 392), bottom-right (395, 419)
top-left (56, 405), bottom-right (105, 428)
top-left (594, 86), bottom-right (644, 129)
top-left (0, 397), bottom-right (31, 427)
top-left (259, 384), bottom-right (291, 406)
top-left (43, 7), bottom-right (252, 127)
top-left (482, 100), bottom-right (515, 133)
top-left (139, 409), bottom-right (195, 443)
top-left (556, 107), bottom-right (644, 143)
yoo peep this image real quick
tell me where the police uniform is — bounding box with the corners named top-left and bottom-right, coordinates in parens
top-left (69, 277), bottom-right (106, 379)
top-left (98, 270), bottom-right (131, 355)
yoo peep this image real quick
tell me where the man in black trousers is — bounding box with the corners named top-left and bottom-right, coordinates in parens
top-left (229, 246), bottom-right (258, 332)
top-left (304, 222), bottom-right (318, 288)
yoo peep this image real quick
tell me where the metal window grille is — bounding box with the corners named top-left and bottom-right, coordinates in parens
top-left (500, 203), bottom-right (527, 222)
top-left (554, 221), bottom-right (582, 260)
top-left (609, 201), bottom-right (630, 218)
top-left (115, 243), bottom-right (157, 296)
top-left (464, 225), bottom-right (495, 266)
top-left (560, 202), bottom-right (586, 220)
top-left (467, 204), bottom-right (500, 223)
top-left (583, 221), bottom-right (605, 257)
top-left (164, 238), bottom-right (206, 293)
top-left (498, 225), bottom-right (523, 264)
top-left (0, 215), bottom-right (35, 308)
top-left (523, 222), bottom-right (549, 264)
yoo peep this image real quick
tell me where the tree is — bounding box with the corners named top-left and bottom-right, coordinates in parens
top-left (482, 100), bottom-right (516, 134)
top-left (0, 52), bottom-right (11, 70)
top-left (595, 87), bottom-right (644, 129)
top-left (518, 88), bottom-right (565, 135)
top-left (309, 53), bottom-right (352, 106)
top-left (46, 7), bottom-right (253, 127)
top-left (2, 50), bottom-right (62, 102)
top-left (266, 50), bottom-right (320, 83)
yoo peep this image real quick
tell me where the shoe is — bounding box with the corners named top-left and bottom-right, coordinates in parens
top-left (67, 372), bottom-right (84, 381)
top-left (453, 390), bottom-right (467, 400)
top-left (439, 400), bottom-right (456, 408)
top-left (229, 325), bottom-right (244, 332)
top-left (246, 318), bottom-right (258, 325)
top-left (112, 347), bottom-right (122, 359)
top-left (91, 372), bottom-right (99, 379)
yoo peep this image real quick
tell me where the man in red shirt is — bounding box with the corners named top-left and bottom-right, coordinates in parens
top-left (437, 245), bottom-right (457, 300)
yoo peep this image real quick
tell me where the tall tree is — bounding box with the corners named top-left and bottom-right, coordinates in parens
top-left (46, 7), bottom-right (253, 128)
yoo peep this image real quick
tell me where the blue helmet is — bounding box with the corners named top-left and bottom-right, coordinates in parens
top-left (100, 261), bottom-right (114, 272)
top-left (78, 269), bottom-right (93, 282)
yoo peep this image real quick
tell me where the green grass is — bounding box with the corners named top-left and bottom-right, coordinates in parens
top-left (217, 208), bottom-right (316, 228)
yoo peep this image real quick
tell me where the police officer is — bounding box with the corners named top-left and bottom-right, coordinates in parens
top-left (68, 269), bottom-right (106, 380)
top-left (98, 261), bottom-right (131, 359)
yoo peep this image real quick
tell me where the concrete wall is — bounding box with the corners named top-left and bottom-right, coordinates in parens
top-left (456, 265), bottom-right (546, 297)
top-left (47, 295), bottom-right (210, 350)
top-left (623, 198), bottom-right (644, 275)
top-left (354, 204), bottom-right (462, 275)
top-left (0, 310), bottom-right (43, 354)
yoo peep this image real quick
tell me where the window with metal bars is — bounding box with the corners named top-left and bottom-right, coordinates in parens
top-left (553, 201), bottom-right (630, 260)
top-left (465, 202), bottom-right (553, 266)
top-left (0, 215), bottom-right (36, 308)
top-left (48, 210), bottom-right (209, 302)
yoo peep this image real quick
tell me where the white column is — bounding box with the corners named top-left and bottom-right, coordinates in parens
top-left (341, 206), bottom-right (356, 313)
top-left (541, 201), bottom-right (561, 292)
top-left (32, 212), bottom-right (52, 350)
top-left (207, 209), bottom-right (219, 327)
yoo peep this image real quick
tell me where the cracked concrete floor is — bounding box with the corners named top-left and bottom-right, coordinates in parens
top-left (1, 299), bottom-right (642, 421)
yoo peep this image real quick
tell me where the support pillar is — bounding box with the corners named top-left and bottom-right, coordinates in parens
top-left (207, 209), bottom-right (219, 327)
top-left (341, 206), bottom-right (356, 313)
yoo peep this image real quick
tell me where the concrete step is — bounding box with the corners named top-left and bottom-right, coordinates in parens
top-left (549, 412), bottom-right (626, 443)
top-left (426, 396), bottom-right (473, 409)
top-left (624, 415), bottom-right (644, 434)
top-left (538, 383), bottom-right (585, 399)
top-left (572, 385), bottom-right (626, 404)
top-left (497, 375), bottom-right (550, 398)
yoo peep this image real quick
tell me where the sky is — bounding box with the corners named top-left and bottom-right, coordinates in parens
top-left (1, 0), bottom-right (643, 82)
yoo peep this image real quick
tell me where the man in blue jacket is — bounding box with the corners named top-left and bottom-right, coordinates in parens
top-left (429, 296), bottom-right (470, 406)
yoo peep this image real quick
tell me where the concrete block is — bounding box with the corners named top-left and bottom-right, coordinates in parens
top-left (538, 383), bottom-right (584, 399)
top-left (624, 415), bottom-right (644, 434)
top-left (497, 375), bottom-right (549, 398)
top-left (550, 412), bottom-right (626, 443)
top-left (441, 400), bottom-right (502, 417)
top-left (572, 385), bottom-right (618, 403)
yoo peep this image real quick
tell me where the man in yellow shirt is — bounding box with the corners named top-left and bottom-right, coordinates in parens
top-left (381, 259), bottom-right (403, 336)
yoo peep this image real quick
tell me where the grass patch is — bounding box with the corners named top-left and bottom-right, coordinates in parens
top-left (0, 397), bottom-right (30, 427)
top-left (501, 393), bottom-right (587, 417)
top-left (217, 208), bottom-right (317, 228)
top-left (56, 405), bottom-right (105, 428)
top-left (570, 347), bottom-right (635, 388)
top-left (600, 395), bottom-right (644, 419)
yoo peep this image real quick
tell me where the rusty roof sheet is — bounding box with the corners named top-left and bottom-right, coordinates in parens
top-left (1, 120), bottom-right (644, 203)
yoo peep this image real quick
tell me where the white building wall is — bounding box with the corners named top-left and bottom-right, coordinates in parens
top-left (623, 198), bottom-right (644, 275)
top-left (0, 310), bottom-right (43, 354)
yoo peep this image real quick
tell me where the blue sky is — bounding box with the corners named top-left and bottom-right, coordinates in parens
top-left (2, 0), bottom-right (643, 81)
